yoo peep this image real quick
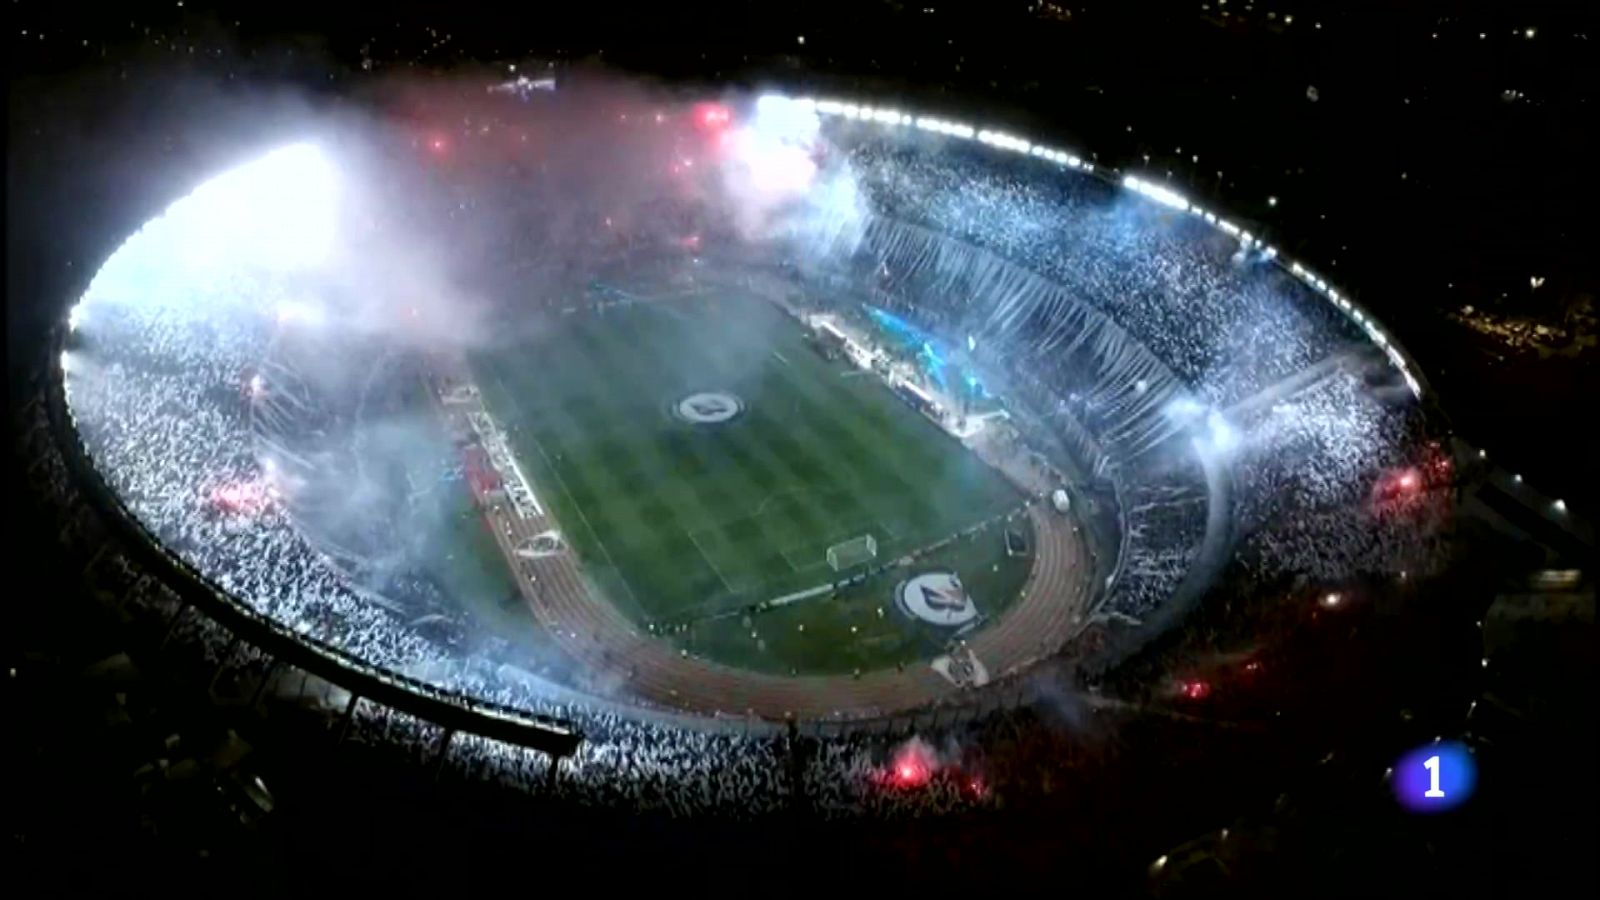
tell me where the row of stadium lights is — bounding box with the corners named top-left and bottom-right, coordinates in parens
top-left (801, 97), bottom-right (1094, 172)
top-left (774, 93), bottom-right (1579, 518)
top-left (783, 93), bottom-right (1422, 401)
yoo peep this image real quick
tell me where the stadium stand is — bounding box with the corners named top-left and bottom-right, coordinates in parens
top-left (24, 94), bottom-right (1453, 821)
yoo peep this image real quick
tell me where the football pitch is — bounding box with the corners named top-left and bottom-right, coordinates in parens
top-left (469, 287), bottom-right (1032, 675)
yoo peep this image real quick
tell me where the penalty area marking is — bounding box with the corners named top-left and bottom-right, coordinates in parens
top-left (776, 518), bottom-right (891, 572)
top-left (683, 520), bottom-right (809, 581)
top-left (690, 487), bottom-right (866, 575)
top-left (751, 488), bottom-right (806, 519)
top-left (684, 512), bottom-right (887, 585)
top-left (685, 527), bottom-right (737, 594)
top-left (749, 485), bottom-right (857, 520)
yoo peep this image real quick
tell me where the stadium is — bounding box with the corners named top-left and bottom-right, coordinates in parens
top-left (21, 74), bottom-right (1457, 826)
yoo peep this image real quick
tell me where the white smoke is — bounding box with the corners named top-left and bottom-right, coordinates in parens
top-left (717, 94), bottom-right (867, 248)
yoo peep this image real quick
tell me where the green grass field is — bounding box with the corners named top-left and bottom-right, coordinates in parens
top-left (469, 287), bottom-right (1032, 675)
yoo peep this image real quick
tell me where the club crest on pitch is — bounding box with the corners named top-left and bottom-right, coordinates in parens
top-left (895, 571), bottom-right (978, 626)
top-left (671, 390), bottom-right (745, 425)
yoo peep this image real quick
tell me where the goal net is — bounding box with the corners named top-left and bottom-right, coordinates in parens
top-left (825, 534), bottom-right (878, 571)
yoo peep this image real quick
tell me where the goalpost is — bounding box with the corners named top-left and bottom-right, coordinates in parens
top-left (825, 534), bottom-right (878, 572)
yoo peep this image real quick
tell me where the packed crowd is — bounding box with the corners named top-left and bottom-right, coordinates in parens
top-left (802, 733), bottom-right (992, 820)
top-left (25, 398), bottom-right (979, 820)
top-left (27, 398), bottom-right (1008, 818)
top-left (816, 126), bottom-right (1444, 613)
top-left (36, 110), bottom-right (1448, 819)
top-left (1228, 368), bottom-right (1450, 582)
top-left (842, 135), bottom-right (1364, 409)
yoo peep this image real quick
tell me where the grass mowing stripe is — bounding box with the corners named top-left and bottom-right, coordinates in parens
top-left (471, 291), bottom-right (1036, 673)
top-left (684, 527), bottom-right (736, 593)
top-left (486, 364), bottom-right (716, 619)
top-left (769, 322), bottom-right (1021, 527)
top-left (478, 366), bottom-right (648, 617)
top-left (526, 321), bottom-right (718, 521)
top-left (642, 297), bottom-right (1017, 550)
top-left (590, 300), bottom-right (884, 605)
top-left (650, 299), bottom-right (952, 576)
top-left (515, 304), bottom-right (758, 605)
top-left (655, 295), bottom-right (979, 557)
top-left (607, 305), bottom-right (816, 595)
top-left (747, 362), bottom-right (931, 537)
top-left (633, 304), bottom-right (876, 563)
top-left (762, 307), bottom-right (984, 479)
top-left (743, 297), bottom-right (1024, 545)
top-left (588, 307), bottom-right (770, 522)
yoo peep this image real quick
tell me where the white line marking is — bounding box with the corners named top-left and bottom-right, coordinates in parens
top-left (750, 485), bottom-right (822, 518)
top-left (776, 544), bottom-right (810, 573)
top-left (686, 527), bottom-right (737, 593)
top-left (762, 581), bottom-right (836, 608)
top-left (489, 372), bottom-right (644, 612)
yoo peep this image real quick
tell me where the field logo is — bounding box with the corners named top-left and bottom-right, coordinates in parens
top-left (673, 391), bottom-right (744, 424)
top-left (896, 571), bottom-right (978, 626)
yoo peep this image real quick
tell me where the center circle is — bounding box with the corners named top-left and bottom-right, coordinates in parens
top-left (673, 391), bottom-right (745, 425)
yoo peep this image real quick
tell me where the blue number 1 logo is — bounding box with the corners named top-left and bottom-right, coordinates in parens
top-left (1423, 755), bottom-right (1445, 798)
top-left (1395, 742), bottom-right (1475, 812)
